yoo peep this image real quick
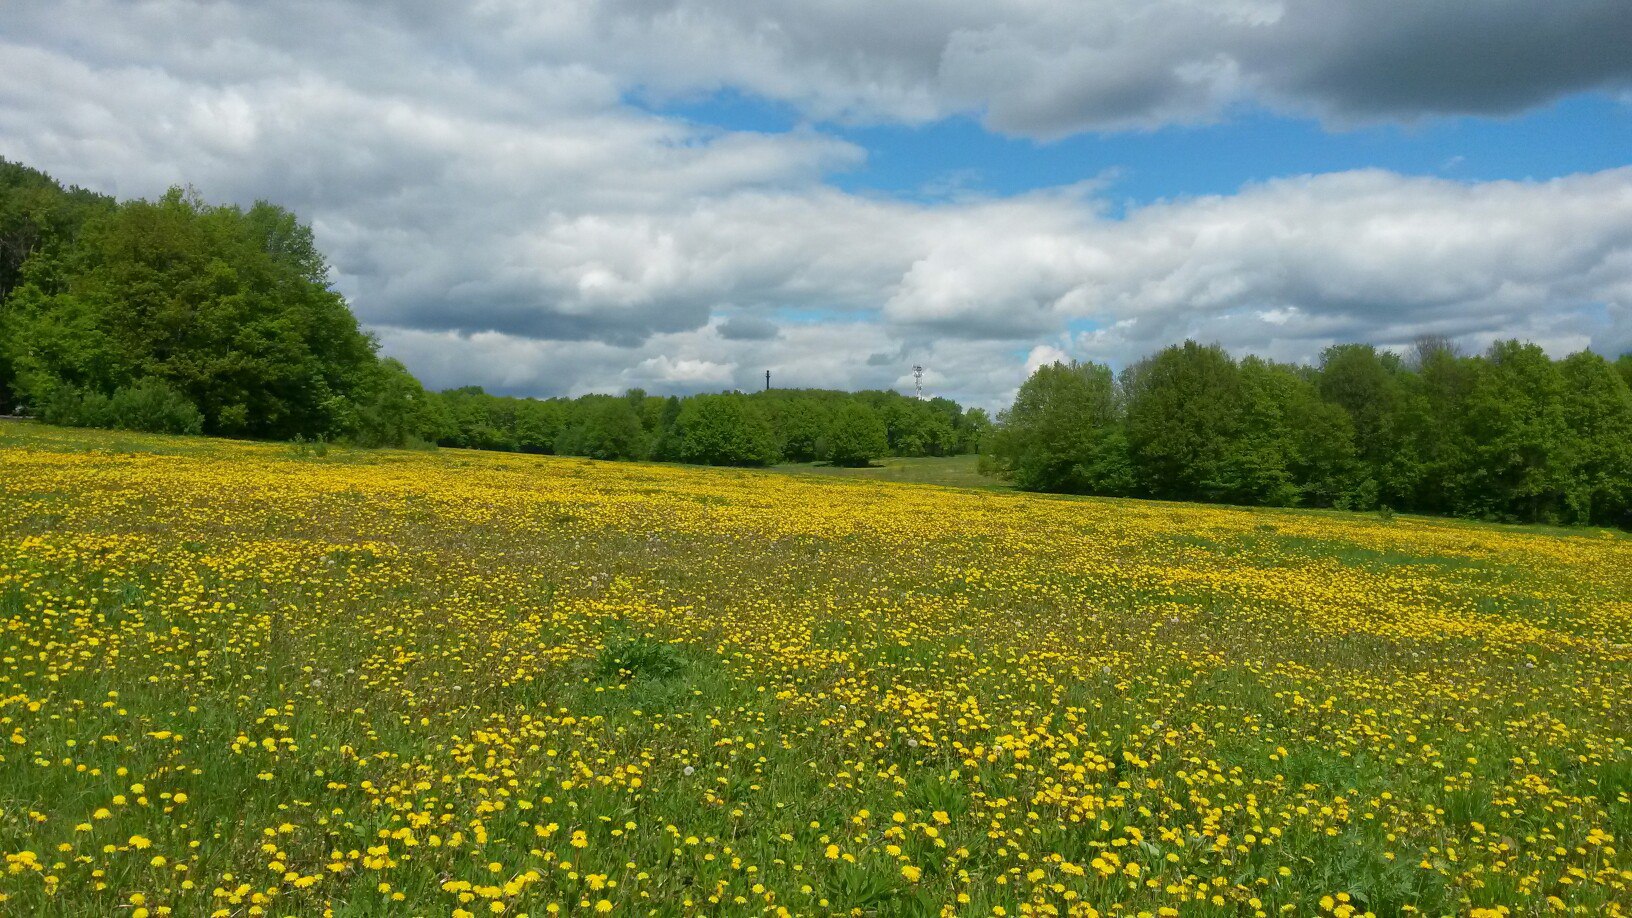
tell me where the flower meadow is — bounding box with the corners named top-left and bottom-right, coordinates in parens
top-left (1, 424), bottom-right (1629, 918)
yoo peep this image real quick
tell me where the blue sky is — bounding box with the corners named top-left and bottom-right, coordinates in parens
top-left (661, 91), bottom-right (1630, 206)
top-left (3, 1), bottom-right (1631, 407)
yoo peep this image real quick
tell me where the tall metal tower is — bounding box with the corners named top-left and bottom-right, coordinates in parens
top-left (912, 365), bottom-right (924, 400)
top-left (765, 369), bottom-right (771, 392)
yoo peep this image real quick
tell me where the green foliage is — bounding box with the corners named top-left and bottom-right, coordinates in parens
top-left (288, 434), bottom-right (330, 458)
top-left (1219, 357), bottom-right (1301, 507)
top-left (594, 634), bottom-right (686, 683)
top-left (758, 388), bottom-right (985, 460)
top-left (958, 407), bottom-right (992, 454)
top-left (989, 338), bottom-right (1632, 528)
top-left (39, 378), bottom-right (203, 435)
top-left (0, 160), bottom-right (117, 412)
top-left (1275, 367), bottom-right (1362, 508)
top-left (434, 387), bottom-right (522, 451)
top-left (984, 360), bottom-right (1130, 494)
top-left (880, 397), bottom-right (958, 457)
top-left (1405, 341), bottom-right (1474, 515)
top-left (556, 396), bottom-right (648, 461)
top-left (0, 159), bottom-right (114, 299)
top-left (348, 358), bottom-right (437, 449)
top-left (514, 398), bottom-right (567, 454)
top-left (765, 398), bottom-right (830, 462)
top-left (1317, 344), bottom-right (1423, 507)
top-left (1458, 341), bottom-right (1573, 522)
top-left (1558, 351), bottom-right (1632, 526)
top-left (1, 175), bottom-right (382, 440)
top-left (415, 385), bottom-right (986, 470)
top-left (1123, 341), bottom-right (1248, 502)
top-left (2, 159), bottom-right (995, 468)
top-left (670, 394), bottom-right (779, 466)
top-left (820, 401), bottom-right (890, 467)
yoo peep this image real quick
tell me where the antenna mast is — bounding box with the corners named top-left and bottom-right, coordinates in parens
top-left (912, 365), bottom-right (924, 400)
top-left (765, 369), bottom-right (771, 391)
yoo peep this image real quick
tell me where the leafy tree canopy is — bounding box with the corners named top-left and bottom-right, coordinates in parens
top-left (820, 401), bottom-right (890, 467)
top-left (989, 337), bottom-right (1632, 528)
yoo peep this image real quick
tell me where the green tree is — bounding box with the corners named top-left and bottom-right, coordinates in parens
top-left (3, 275), bottom-right (129, 405)
top-left (557, 396), bottom-right (647, 460)
top-left (350, 358), bottom-right (437, 448)
top-left (819, 401), bottom-right (889, 467)
top-left (985, 360), bottom-right (1131, 494)
top-left (1558, 351), bottom-right (1632, 525)
top-left (515, 399), bottom-right (566, 454)
top-left (885, 399), bottom-right (959, 456)
top-left (1409, 340), bottom-right (1477, 515)
top-left (765, 397), bottom-right (830, 462)
top-left (648, 396), bottom-right (685, 461)
top-left (671, 394), bottom-right (780, 466)
top-left (1276, 367), bottom-right (1362, 508)
top-left (38, 377), bottom-right (204, 435)
top-left (4, 188), bottom-right (379, 439)
top-left (0, 159), bottom-right (116, 411)
top-left (957, 407), bottom-right (992, 454)
top-left (626, 389), bottom-right (671, 442)
top-left (1317, 344), bottom-right (1422, 509)
top-left (1218, 358), bottom-right (1301, 506)
top-left (1460, 341), bottom-right (1574, 522)
top-left (437, 387), bottom-right (518, 451)
top-left (1122, 341), bottom-right (1245, 502)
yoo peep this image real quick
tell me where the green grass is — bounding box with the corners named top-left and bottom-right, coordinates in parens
top-left (772, 454), bottom-right (1007, 490)
top-left (1, 423), bottom-right (1630, 917)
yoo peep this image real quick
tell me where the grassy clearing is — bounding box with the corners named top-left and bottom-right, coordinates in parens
top-left (772, 454), bottom-right (1006, 490)
top-left (0, 424), bottom-right (1629, 917)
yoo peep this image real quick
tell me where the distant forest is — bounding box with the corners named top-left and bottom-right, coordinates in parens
top-left (5, 157), bottom-right (1630, 526)
top-left (0, 158), bottom-right (983, 467)
top-left (986, 341), bottom-right (1632, 527)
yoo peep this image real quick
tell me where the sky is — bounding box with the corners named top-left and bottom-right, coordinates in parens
top-left (2, 1), bottom-right (1630, 410)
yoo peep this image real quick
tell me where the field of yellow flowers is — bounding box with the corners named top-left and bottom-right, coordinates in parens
top-left (1, 423), bottom-right (1629, 918)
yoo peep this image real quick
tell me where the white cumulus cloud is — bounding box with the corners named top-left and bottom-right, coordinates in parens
top-left (1, 1), bottom-right (1629, 411)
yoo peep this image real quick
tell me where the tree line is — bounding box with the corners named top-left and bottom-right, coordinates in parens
top-left (421, 385), bottom-right (985, 466)
top-left (0, 158), bottom-right (983, 467)
top-left (10, 156), bottom-right (1630, 522)
top-left (985, 339), bottom-right (1632, 527)
top-left (0, 159), bottom-right (414, 442)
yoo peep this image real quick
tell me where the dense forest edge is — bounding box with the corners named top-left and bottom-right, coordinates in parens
top-left (987, 341), bottom-right (1632, 527)
top-left (3, 157), bottom-right (1630, 527)
top-left (0, 158), bottom-right (984, 467)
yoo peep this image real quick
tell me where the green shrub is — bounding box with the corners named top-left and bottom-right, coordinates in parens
top-left (594, 635), bottom-right (685, 682)
top-left (106, 379), bottom-right (205, 434)
top-left (289, 435), bottom-right (331, 458)
top-left (38, 386), bottom-right (114, 429)
top-left (38, 379), bottom-right (202, 435)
